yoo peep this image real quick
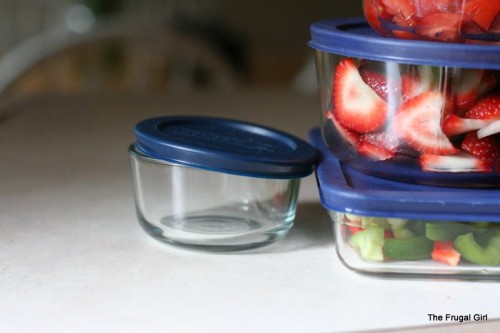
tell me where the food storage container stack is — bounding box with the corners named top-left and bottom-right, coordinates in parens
top-left (309, 5), bottom-right (500, 277)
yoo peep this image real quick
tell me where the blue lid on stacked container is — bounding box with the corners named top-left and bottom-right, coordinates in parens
top-left (310, 128), bottom-right (500, 222)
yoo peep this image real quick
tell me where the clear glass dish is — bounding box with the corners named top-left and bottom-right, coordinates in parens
top-left (129, 116), bottom-right (317, 251)
top-left (310, 18), bottom-right (500, 187)
top-left (310, 127), bottom-right (500, 278)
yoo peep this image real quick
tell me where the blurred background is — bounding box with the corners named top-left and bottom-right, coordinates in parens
top-left (0, 0), bottom-right (362, 101)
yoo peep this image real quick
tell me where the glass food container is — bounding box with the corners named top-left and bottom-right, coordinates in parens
top-left (311, 128), bottom-right (500, 277)
top-left (309, 18), bottom-right (500, 187)
top-left (129, 116), bottom-right (318, 252)
top-left (363, 0), bottom-right (500, 44)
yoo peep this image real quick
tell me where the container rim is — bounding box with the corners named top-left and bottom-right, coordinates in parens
top-left (309, 18), bottom-right (500, 69)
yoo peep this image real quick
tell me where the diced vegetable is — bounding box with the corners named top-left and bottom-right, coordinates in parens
top-left (431, 241), bottom-right (461, 266)
top-left (393, 228), bottom-right (415, 240)
top-left (350, 225), bottom-right (385, 262)
top-left (383, 236), bottom-right (433, 260)
top-left (454, 232), bottom-right (500, 266)
top-left (425, 222), bottom-right (470, 241)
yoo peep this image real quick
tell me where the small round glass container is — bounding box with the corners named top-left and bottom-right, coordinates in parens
top-left (129, 116), bottom-right (318, 252)
top-left (309, 18), bottom-right (500, 187)
top-left (363, 0), bottom-right (500, 44)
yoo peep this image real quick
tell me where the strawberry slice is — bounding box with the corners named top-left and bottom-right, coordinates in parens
top-left (359, 68), bottom-right (393, 101)
top-left (420, 152), bottom-right (493, 173)
top-left (401, 65), bottom-right (434, 102)
top-left (461, 132), bottom-right (499, 168)
top-left (334, 58), bottom-right (388, 133)
top-left (415, 12), bottom-right (462, 42)
top-left (465, 93), bottom-right (500, 120)
top-left (432, 241), bottom-right (460, 266)
top-left (358, 138), bottom-right (396, 161)
top-left (477, 120), bottom-right (500, 139)
top-left (452, 69), bottom-right (484, 116)
top-left (442, 114), bottom-right (494, 137)
top-left (393, 92), bottom-right (459, 155)
top-left (326, 110), bottom-right (360, 148)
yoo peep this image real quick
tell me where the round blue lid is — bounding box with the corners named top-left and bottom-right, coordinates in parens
top-left (310, 128), bottom-right (500, 222)
top-left (133, 116), bottom-right (318, 178)
top-left (309, 18), bottom-right (500, 70)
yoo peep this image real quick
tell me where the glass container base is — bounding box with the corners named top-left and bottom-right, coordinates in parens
top-left (138, 210), bottom-right (293, 252)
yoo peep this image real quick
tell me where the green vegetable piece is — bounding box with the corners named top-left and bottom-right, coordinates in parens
top-left (454, 232), bottom-right (500, 266)
top-left (383, 237), bottom-right (433, 260)
top-left (350, 225), bottom-right (384, 262)
top-left (425, 222), bottom-right (469, 241)
top-left (360, 216), bottom-right (390, 229)
top-left (387, 218), bottom-right (407, 230)
top-left (393, 228), bottom-right (414, 240)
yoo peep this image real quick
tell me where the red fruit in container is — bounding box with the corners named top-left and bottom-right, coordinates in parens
top-left (415, 13), bottom-right (462, 42)
top-left (420, 152), bottom-right (493, 173)
top-left (393, 92), bottom-right (459, 155)
top-left (363, 0), bottom-right (500, 44)
top-left (461, 132), bottom-right (500, 168)
top-left (310, 18), bottom-right (500, 187)
top-left (334, 58), bottom-right (388, 133)
top-left (465, 93), bottom-right (500, 120)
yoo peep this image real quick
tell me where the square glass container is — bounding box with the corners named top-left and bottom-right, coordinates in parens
top-left (309, 18), bottom-right (499, 188)
top-left (363, 0), bottom-right (500, 44)
top-left (311, 128), bottom-right (500, 278)
top-left (129, 116), bottom-right (317, 252)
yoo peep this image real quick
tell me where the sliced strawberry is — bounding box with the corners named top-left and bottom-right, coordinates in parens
top-left (465, 93), bottom-right (500, 120)
top-left (358, 138), bottom-right (396, 161)
top-left (477, 120), bottom-right (500, 139)
top-left (420, 152), bottom-right (493, 173)
top-left (461, 132), bottom-right (500, 167)
top-left (326, 110), bottom-right (360, 148)
top-left (432, 241), bottom-right (460, 266)
top-left (393, 92), bottom-right (459, 155)
top-left (415, 12), bottom-right (462, 42)
top-left (452, 69), bottom-right (484, 115)
top-left (442, 114), bottom-right (494, 137)
top-left (401, 66), bottom-right (434, 102)
top-left (359, 68), bottom-right (393, 101)
top-left (334, 58), bottom-right (388, 133)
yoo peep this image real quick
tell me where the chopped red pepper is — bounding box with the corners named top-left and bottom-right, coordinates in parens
top-left (347, 225), bottom-right (365, 235)
top-left (432, 241), bottom-right (461, 266)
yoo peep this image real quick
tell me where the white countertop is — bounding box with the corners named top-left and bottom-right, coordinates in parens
top-left (1, 89), bottom-right (499, 333)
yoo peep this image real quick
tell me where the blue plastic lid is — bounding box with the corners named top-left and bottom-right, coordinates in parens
top-left (133, 116), bottom-right (318, 179)
top-left (309, 18), bottom-right (500, 70)
top-left (310, 128), bottom-right (500, 222)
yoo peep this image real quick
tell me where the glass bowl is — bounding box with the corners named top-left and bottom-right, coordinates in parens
top-left (129, 116), bottom-right (317, 251)
top-left (309, 18), bottom-right (500, 187)
top-left (311, 128), bottom-right (500, 277)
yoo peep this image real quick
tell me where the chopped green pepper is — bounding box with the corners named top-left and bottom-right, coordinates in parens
top-left (425, 222), bottom-right (470, 241)
top-left (383, 236), bottom-right (433, 260)
top-left (454, 232), bottom-right (500, 266)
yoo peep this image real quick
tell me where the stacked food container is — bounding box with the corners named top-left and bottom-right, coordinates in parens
top-left (309, 1), bottom-right (500, 277)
